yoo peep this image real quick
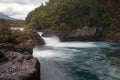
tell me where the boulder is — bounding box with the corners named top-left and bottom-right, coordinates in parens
top-left (0, 51), bottom-right (40, 80)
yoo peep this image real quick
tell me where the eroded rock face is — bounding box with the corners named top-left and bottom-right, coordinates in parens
top-left (0, 51), bottom-right (40, 80)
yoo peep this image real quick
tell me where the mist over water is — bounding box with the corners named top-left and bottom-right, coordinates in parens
top-left (33, 32), bottom-right (120, 80)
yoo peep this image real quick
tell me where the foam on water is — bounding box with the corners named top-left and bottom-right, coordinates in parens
top-left (33, 47), bottom-right (68, 58)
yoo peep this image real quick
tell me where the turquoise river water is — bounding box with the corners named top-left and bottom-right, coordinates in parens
top-left (33, 33), bottom-right (120, 80)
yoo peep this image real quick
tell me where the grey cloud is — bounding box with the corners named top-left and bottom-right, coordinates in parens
top-left (0, 0), bottom-right (49, 19)
top-left (6, 8), bottom-right (24, 16)
top-left (0, 0), bottom-right (30, 5)
top-left (0, 0), bottom-right (48, 5)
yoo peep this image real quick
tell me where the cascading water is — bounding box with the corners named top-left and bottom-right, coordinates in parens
top-left (33, 32), bottom-right (120, 80)
top-left (38, 32), bottom-right (60, 46)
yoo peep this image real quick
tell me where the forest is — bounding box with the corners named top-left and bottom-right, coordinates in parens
top-left (26, 0), bottom-right (120, 42)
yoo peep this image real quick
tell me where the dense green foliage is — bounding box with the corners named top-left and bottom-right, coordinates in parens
top-left (11, 20), bottom-right (26, 27)
top-left (0, 19), bottom-right (35, 53)
top-left (0, 19), bottom-right (15, 43)
top-left (26, 0), bottom-right (120, 41)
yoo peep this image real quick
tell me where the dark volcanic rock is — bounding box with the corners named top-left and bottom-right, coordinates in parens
top-left (0, 51), bottom-right (40, 80)
top-left (59, 26), bottom-right (102, 42)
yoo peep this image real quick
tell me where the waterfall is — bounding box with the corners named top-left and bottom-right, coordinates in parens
top-left (38, 32), bottom-right (60, 46)
top-left (42, 37), bottom-right (60, 46)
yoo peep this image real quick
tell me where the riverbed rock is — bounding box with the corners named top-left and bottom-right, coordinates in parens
top-left (0, 51), bottom-right (40, 80)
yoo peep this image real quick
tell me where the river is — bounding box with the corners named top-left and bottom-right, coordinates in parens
top-left (33, 32), bottom-right (120, 80)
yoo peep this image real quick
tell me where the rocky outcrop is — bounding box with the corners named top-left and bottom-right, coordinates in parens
top-left (0, 51), bottom-right (40, 80)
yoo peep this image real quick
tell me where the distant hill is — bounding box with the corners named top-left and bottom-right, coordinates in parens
top-left (0, 13), bottom-right (26, 27)
top-left (0, 12), bottom-right (16, 20)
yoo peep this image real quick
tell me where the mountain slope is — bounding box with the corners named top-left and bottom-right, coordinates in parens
top-left (0, 13), bottom-right (16, 20)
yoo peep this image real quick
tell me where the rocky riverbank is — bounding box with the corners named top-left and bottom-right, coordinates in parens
top-left (0, 50), bottom-right (40, 80)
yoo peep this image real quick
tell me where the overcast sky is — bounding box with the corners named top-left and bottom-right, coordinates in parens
top-left (0, 0), bottom-right (49, 20)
